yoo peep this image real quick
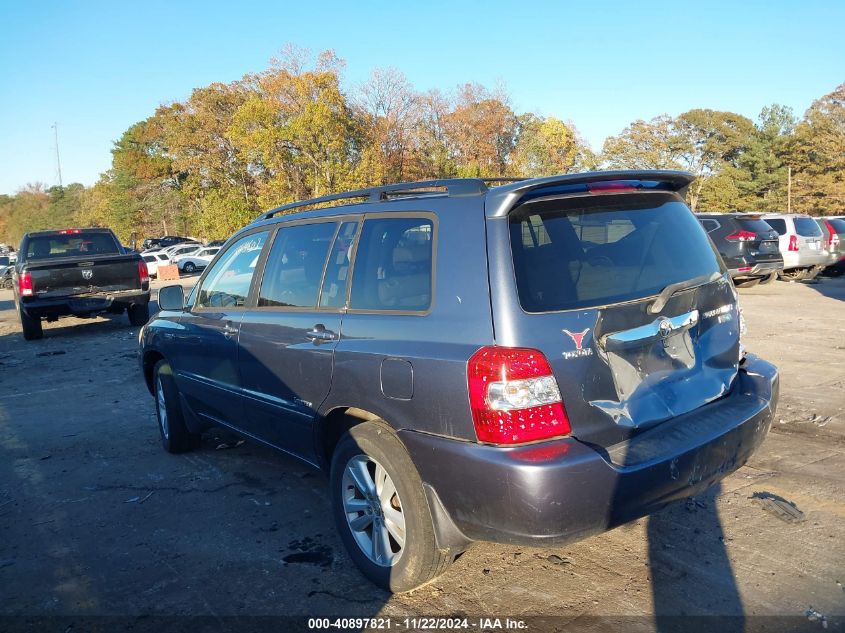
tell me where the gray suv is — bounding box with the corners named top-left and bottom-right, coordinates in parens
top-left (139, 171), bottom-right (779, 592)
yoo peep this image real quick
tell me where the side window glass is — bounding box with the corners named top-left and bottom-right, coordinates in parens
top-left (765, 219), bottom-right (786, 235)
top-left (350, 217), bottom-right (434, 312)
top-left (258, 222), bottom-right (337, 308)
top-left (196, 232), bottom-right (268, 308)
top-left (319, 221), bottom-right (359, 308)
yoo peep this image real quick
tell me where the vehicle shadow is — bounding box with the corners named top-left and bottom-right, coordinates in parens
top-left (646, 482), bottom-right (745, 632)
top-left (805, 275), bottom-right (845, 301)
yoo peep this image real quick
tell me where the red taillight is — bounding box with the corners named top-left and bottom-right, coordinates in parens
top-left (467, 346), bottom-right (571, 445)
top-left (826, 222), bottom-right (840, 249)
top-left (788, 235), bottom-right (799, 251)
top-left (18, 271), bottom-right (34, 297)
top-left (726, 230), bottom-right (756, 242)
top-left (138, 259), bottom-right (149, 285)
top-left (737, 266), bottom-right (752, 273)
top-left (587, 181), bottom-right (638, 194)
top-left (58, 229), bottom-right (81, 235)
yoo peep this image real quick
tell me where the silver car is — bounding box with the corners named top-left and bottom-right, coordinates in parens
top-left (762, 214), bottom-right (829, 280)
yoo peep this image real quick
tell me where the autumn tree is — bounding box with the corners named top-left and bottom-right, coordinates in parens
top-left (788, 83), bottom-right (845, 215)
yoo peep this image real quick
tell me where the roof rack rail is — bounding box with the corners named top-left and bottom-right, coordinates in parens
top-left (255, 178), bottom-right (489, 222)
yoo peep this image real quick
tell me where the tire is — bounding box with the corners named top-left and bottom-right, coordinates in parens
top-left (128, 302), bottom-right (150, 326)
top-left (779, 269), bottom-right (806, 282)
top-left (19, 307), bottom-right (43, 341)
top-left (153, 360), bottom-right (201, 453)
top-left (330, 420), bottom-right (452, 593)
top-left (2, 278), bottom-right (12, 290)
top-left (183, 262), bottom-right (196, 274)
top-left (735, 278), bottom-right (760, 288)
top-left (758, 272), bottom-right (777, 285)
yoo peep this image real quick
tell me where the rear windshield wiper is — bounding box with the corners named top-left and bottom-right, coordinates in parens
top-left (648, 271), bottom-right (722, 314)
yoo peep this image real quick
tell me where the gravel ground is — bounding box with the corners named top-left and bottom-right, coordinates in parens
top-left (0, 276), bottom-right (843, 632)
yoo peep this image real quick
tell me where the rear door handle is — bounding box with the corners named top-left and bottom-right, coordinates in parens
top-left (305, 324), bottom-right (336, 342)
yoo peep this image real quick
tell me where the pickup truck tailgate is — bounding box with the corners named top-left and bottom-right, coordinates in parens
top-left (26, 255), bottom-right (143, 298)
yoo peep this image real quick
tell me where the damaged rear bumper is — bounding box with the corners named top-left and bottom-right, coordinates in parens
top-left (399, 353), bottom-right (778, 548)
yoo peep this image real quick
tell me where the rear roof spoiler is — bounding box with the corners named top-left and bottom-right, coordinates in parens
top-left (484, 170), bottom-right (695, 218)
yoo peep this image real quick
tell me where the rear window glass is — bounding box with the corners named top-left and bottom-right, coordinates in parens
top-left (828, 219), bottom-right (845, 233)
top-left (764, 219), bottom-right (787, 235)
top-left (510, 195), bottom-right (722, 312)
top-left (794, 217), bottom-right (823, 237)
top-left (26, 233), bottom-right (119, 259)
top-left (737, 219), bottom-right (778, 235)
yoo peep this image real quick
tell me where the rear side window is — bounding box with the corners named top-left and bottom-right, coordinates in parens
top-left (794, 217), bottom-right (823, 237)
top-left (258, 222), bottom-right (336, 308)
top-left (26, 233), bottom-right (119, 259)
top-left (698, 219), bottom-right (719, 233)
top-left (320, 221), bottom-right (359, 308)
top-left (350, 217), bottom-right (434, 312)
top-left (765, 219), bottom-right (787, 235)
top-left (510, 194), bottom-right (722, 312)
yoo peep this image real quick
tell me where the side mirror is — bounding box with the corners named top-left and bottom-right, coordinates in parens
top-left (158, 285), bottom-right (185, 311)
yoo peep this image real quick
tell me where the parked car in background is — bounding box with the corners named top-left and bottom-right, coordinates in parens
top-left (1, 262), bottom-right (12, 290)
top-left (142, 236), bottom-right (198, 251)
top-left (140, 171), bottom-right (778, 592)
top-left (697, 213), bottom-right (783, 286)
top-left (13, 228), bottom-right (151, 340)
top-left (163, 243), bottom-right (203, 261)
top-left (206, 239), bottom-right (226, 247)
top-left (816, 217), bottom-right (845, 276)
top-left (173, 246), bottom-right (220, 274)
top-left (142, 252), bottom-right (173, 279)
top-left (761, 214), bottom-right (828, 280)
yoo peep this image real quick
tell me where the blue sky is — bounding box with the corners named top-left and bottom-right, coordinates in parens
top-left (1, 0), bottom-right (843, 195)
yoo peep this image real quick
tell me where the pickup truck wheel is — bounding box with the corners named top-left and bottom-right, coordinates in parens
top-left (330, 421), bottom-right (452, 592)
top-left (153, 360), bottom-right (200, 453)
top-left (19, 308), bottom-right (43, 341)
top-left (128, 303), bottom-right (150, 326)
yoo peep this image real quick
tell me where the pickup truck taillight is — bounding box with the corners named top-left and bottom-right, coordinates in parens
top-left (138, 259), bottom-right (150, 285)
top-left (788, 235), bottom-right (799, 251)
top-left (18, 271), bottom-right (34, 297)
top-left (468, 346), bottom-right (570, 445)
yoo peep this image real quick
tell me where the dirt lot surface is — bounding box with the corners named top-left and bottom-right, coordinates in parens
top-left (1, 276), bottom-right (843, 631)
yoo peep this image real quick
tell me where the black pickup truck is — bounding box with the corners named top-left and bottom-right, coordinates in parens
top-left (13, 228), bottom-right (151, 340)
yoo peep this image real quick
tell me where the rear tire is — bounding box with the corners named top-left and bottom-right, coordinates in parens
top-left (128, 302), bottom-right (150, 326)
top-left (735, 278), bottom-right (760, 288)
top-left (153, 360), bottom-right (201, 453)
top-left (758, 272), bottom-right (777, 285)
top-left (779, 269), bottom-right (806, 282)
top-left (19, 308), bottom-right (43, 341)
top-left (330, 421), bottom-right (452, 592)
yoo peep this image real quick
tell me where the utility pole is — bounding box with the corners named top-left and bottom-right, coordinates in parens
top-left (787, 166), bottom-right (792, 214)
top-left (52, 122), bottom-right (63, 189)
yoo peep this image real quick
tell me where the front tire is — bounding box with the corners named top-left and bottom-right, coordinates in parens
top-left (128, 302), bottom-right (150, 326)
top-left (183, 262), bottom-right (196, 274)
top-left (330, 421), bottom-right (452, 592)
top-left (19, 308), bottom-right (43, 341)
top-left (153, 360), bottom-right (200, 453)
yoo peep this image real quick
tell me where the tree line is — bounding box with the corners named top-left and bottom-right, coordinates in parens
top-left (1, 47), bottom-right (843, 246)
